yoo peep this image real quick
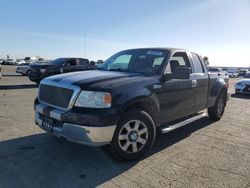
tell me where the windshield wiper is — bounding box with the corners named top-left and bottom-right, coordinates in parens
top-left (108, 68), bottom-right (127, 72)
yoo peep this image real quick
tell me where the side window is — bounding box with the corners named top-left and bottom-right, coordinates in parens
top-left (167, 52), bottom-right (192, 73)
top-left (191, 53), bottom-right (204, 73)
top-left (76, 59), bottom-right (80, 65)
top-left (80, 59), bottom-right (89, 65)
top-left (65, 59), bottom-right (76, 66)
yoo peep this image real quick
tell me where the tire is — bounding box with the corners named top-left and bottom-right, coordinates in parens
top-left (208, 90), bottom-right (227, 121)
top-left (110, 109), bottom-right (156, 161)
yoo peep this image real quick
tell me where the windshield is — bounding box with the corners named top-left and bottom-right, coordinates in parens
top-left (98, 49), bottom-right (169, 74)
top-left (48, 58), bottom-right (65, 65)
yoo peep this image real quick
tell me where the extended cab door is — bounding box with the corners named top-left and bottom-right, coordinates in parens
top-left (189, 52), bottom-right (209, 112)
top-left (78, 59), bottom-right (91, 70)
top-left (159, 51), bottom-right (197, 123)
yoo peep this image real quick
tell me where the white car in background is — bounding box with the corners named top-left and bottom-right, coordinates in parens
top-left (5, 59), bottom-right (16, 65)
top-left (235, 73), bottom-right (250, 94)
top-left (16, 59), bottom-right (26, 65)
top-left (228, 71), bottom-right (239, 78)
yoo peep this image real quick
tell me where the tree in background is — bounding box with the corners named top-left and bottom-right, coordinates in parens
top-left (203, 56), bottom-right (209, 66)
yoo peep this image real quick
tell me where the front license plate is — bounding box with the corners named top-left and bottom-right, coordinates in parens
top-left (41, 117), bottom-right (54, 132)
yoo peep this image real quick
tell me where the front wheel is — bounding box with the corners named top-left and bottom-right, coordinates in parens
top-left (110, 109), bottom-right (156, 161)
top-left (208, 90), bottom-right (227, 121)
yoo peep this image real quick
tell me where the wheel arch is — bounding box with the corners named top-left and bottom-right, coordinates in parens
top-left (207, 78), bottom-right (228, 107)
top-left (120, 96), bottom-right (161, 126)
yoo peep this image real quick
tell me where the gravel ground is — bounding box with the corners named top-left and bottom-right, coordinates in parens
top-left (0, 65), bottom-right (249, 188)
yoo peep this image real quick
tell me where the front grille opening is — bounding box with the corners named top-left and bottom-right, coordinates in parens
top-left (39, 84), bottom-right (74, 109)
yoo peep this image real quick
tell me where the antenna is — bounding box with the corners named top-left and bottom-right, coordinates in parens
top-left (83, 34), bottom-right (86, 58)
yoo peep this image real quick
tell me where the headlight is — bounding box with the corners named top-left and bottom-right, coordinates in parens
top-left (40, 69), bottom-right (46, 73)
top-left (75, 91), bottom-right (112, 108)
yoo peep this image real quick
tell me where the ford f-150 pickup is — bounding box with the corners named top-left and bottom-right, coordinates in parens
top-left (34, 48), bottom-right (229, 161)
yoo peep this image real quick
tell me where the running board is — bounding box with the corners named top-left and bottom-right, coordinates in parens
top-left (161, 112), bottom-right (207, 134)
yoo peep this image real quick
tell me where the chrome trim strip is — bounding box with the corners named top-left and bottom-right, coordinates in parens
top-left (35, 104), bottom-right (63, 121)
top-left (50, 109), bottom-right (62, 121)
top-left (38, 80), bottom-right (81, 111)
top-left (35, 103), bottom-right (47, 114)
top-left (161, 112), bottom-right (207, 134)
top-left (35, 112), bottom-right (43, 125)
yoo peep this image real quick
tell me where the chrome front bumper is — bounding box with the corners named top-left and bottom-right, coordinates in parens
top-left (35, 104), bottom-right (116, 146)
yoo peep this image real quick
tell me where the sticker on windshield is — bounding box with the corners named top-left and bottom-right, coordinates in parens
top-left (147, 51), bottom-right (163, 56)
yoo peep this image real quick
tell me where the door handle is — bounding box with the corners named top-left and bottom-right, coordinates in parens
top-left (192, 80), bottom-right (197, 88)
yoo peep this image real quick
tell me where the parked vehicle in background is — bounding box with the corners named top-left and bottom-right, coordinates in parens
top-left (34, 48), bottom-right (229, 161)
top-left (29, 58), bottom-right (95, 84)
top-left (96, 60), bottom-right (104, 65)
top-left (207, 67), bottom-right (223, 72)
top-left (0, 62), bottom-right (2, 79)
top-left (238, 69), bottom-right (249, 77)
top-left (235, 73), bottom-right (250, 94)
top-left (207, 67), bottom-right (228, 78)
top-left (228, 71), bottom-right (239, 78)
top-left (15, 59), bottom-right (26, 65)
top-left (16, 65), bottom-right (32, 76)
top-left (16, 61), bottom-right (49, 76)
top-left (4, 59), bottom-right (16, 65)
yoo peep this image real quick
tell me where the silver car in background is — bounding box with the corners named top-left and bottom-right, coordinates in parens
top-left (16, 61), bottom-right (48, 76)
top-left (16, 65), bottom-right (31, 76)
top-left (235, 73), bottom-right (250, 94)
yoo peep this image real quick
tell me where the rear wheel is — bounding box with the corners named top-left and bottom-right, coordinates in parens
top-left (208, 90), bottom-right (227, 121)
top-left (110, 109), bottom-right (156, 161)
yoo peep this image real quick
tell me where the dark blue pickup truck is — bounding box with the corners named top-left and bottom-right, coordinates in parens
top-left (29, 58), bottom-right (95, 84)
top-left (34, 48), bottom-right (229, 161)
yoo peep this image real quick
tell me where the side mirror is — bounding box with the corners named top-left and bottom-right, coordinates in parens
top-left (172, 67), bottom-right (191, 79)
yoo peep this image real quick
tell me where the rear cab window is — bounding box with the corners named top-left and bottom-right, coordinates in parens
top-left (80, 59), bottom-right (90, 65)
top-left (191, 53), bottom-right (204, 73)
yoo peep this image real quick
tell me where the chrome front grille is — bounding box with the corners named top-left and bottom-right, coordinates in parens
top-left (38, 81), bottom-right (81, 110)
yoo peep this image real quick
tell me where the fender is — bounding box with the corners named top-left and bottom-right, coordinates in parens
top-left (207, 78), bottom-right (228, 107)
top-left (117, 85), bottom-right (161, 121)
top-left (121, 94), bottom-right (160, 113)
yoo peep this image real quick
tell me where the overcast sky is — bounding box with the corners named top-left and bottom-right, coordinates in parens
top-left (0, 0), bottom-right (250, 67)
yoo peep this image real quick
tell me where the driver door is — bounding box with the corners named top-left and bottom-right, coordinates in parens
top-left (157, 51), bottom-right (197, 123)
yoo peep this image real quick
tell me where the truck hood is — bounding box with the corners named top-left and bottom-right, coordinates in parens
top-left (43, 70), bottom-right (159, 90)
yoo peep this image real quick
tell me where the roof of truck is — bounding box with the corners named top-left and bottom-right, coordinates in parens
top-left (128, 47), bottom-right (186, 51)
